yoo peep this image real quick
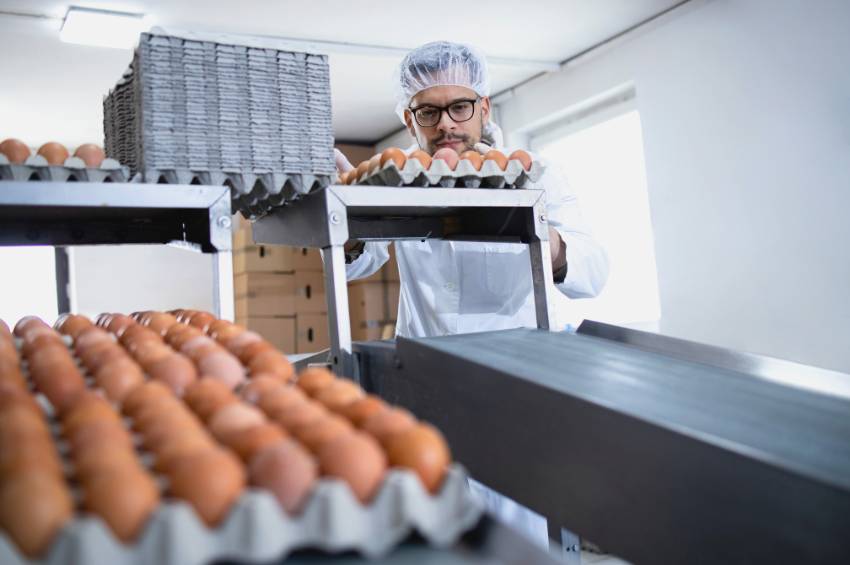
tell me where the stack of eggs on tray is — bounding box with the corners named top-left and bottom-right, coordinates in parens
top-left (0, 311), bottom-right (452, 559)
top-left (0, 138), bottom-right (106, 168)
top-left (339, 146), bottom-right (535, 187)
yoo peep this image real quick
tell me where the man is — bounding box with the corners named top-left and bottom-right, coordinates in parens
top-left (335, 41), bottom-right (608, 548)
top-left (337, 41), bottom-right (609, 337)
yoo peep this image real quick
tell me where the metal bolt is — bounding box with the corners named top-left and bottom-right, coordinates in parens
top-left (538, 214), bottom-right (547, 223)
top-left (216, 216), bottom-right (231, 229)
top-left (329, 212), bottom-right (341, 225)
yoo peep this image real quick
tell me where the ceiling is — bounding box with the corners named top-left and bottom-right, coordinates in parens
top-left (0, 0), bottom-right (683, 147)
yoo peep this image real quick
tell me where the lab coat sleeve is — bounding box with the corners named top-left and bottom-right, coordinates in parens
top-left (346, 241), bottom-right (391, 281)
top-left (539, 161), bottom-right (610, 299)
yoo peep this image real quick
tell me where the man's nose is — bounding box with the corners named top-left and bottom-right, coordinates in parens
top-left (436, 110), bottom-right (457, 132)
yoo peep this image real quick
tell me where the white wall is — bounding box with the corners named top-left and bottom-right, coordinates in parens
top-left (495, 0), bottom-right (850, 372)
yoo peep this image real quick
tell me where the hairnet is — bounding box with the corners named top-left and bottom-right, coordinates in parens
top-left (394, 41), bottom-right (491, 123)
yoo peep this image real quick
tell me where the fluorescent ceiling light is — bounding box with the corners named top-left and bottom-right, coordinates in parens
top-left (60, 6), bottom-right (146, 49)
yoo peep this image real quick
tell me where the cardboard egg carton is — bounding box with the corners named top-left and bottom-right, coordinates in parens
top-left (0, 154), bottom-right (130, 183)
top-left (3, 336), bottom-right (483, 564)
top-left (355, 157), bottom-right (545, 189)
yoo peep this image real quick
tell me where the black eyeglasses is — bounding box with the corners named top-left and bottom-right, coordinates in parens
top-left (408, 97), bottom-right (480, 127)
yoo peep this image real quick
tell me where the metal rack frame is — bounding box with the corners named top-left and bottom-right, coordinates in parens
top-left (0, 181), bottom-right (234, 319)
top-left (252, 184), bottom-right (557, 377)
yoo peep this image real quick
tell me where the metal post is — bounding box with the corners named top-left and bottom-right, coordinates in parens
top-left (54, 247), bottom-right (71, 315)
top-left (321, 245), bottom-right (354, 379)
top-left (212, 250), bottom-right (234, 321)
top-left (529, 202), bottom-right (558, 331)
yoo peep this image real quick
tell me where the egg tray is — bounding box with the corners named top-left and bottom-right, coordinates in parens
top-left (3, 336), bottom-right (483, 564)
top-left (354, 157), bottom-right (545, 189)
top-left (0, 154), bottom-right (131, 183)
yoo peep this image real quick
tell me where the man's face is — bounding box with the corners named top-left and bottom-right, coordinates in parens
top-left (404, 85), bottom-right (491, 155)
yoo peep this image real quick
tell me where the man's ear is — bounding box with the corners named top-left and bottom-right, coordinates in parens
top-left (403, 109), bottom-right (416, 137)
top-left (480, 96), bottom-right (491, 124)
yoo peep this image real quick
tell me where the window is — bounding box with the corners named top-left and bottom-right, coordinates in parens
top-left (0, 247), bottom-right (58, 326)
top-left (531, 93), bottom-right (661, 330)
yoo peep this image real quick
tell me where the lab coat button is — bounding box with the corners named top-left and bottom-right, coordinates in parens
top-left (444, 282), bottom-right (456, 291)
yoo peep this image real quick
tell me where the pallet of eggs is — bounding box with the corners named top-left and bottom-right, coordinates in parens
top-left (0, 312), bottom-right (481, 565)
top-left (340, 146), bottom-right (545, 189)
top-left (0, 139), bottom-right (130, 183)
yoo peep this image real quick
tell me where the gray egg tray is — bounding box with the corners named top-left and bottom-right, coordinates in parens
top-left (0, 154), bottom-right (130, 183)
top-left (355, 157), bottom-right (545, 189)
top-left (3, 336), bottom-right (482, 564)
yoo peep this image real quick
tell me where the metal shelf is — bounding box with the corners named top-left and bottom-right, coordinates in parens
top-left (252, 184), bottom-right (557, 377)
top-left (0, 181), bottom-right (234, 319)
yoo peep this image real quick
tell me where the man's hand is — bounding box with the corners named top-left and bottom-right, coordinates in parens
top-left (334, 148), bottom-right (354, 173)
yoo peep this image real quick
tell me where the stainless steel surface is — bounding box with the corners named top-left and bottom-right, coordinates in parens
top-left (355, 329), bottom-right (850, 565)
top-left (0, 181), bottom-right (229, 209)
top-left (578, 319), bottom-right (850, 400)
top-left (212, 251), bottom-right (235, 320)
top-left (253, 185), bottom-right (557, 375)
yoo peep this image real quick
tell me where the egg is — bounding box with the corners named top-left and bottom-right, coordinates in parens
top-left (432, 147), bottom-right (459, 170)
top-left (235, 340), bottom-right (275, 365)
top-left (56, 314), bottom-right (93, 338)
top-left (337, 170), bottom-right (350, 185)
top-left (340, 395), bottom-right (388, 427)
top-left (131, 341), bottom-right (173, 368)
top-left (385, 424), bottom-right (451, 494)
top-left (144, 312), bottom-right (179, 336)
top-left (0, 471), bottom-right (73, 557)
top-left (182, 378), bottom-right (238, 422)
top-left (314, 379), bottom-right (365, 412)
top-left (106, 314), bottom-right (136, 337)
top-left (36, 142), bottom-right (69, 166)
top-left (197, 350), bottom-right (246, 390)
top-left (140, 413), bottom-right (205, 450)
top-left (362, 407), bottom-right (417, 446)
top-left (81, 466), bottom-right (159, 542)
top-left (273, 401), bottom-right (328, 432)
top-left (293, 414), bottom-right (354, 453)
top-left (220, 422), bottom-right (287, 461)
top-left (152, 433), bottom-right (216, 473)
top-left (239, 375), bottom-right (284, 404)
top-left (147, 353), bottom-right (198, 395)
top-left (180, 336), bottom-right (219, 361)
top-left (165, 324), bottom-right (203, 349)
top-left (208, 320), bottom-right (245, 342)
top-left (249, 440), bottom-right (317, 514)
top-left (352, 161), bottom-right (369, 183)
top-left (67, 419), bottom-right (134, 453)
top-left (0, 138), bottom-right (31, 164)
top-left (318, 432), bottom-right (387, 504)
top-left (367, 154), bottom-right (382, 174)
top-left (0, 439), bottom-right (64, 480)
top-left (483, 149), bottom-right (508, 170)
top-left (168, 448), bottom-right (246, 526)
top-left (380, 147), bottom-right (407, 170)
top-left (93, 359), bottom-right (145, 403)
top-left (121, 380), bottom-right (173, 417)
top-left (223, 330), bottom-right (263, 358)
top-left (207, 403), bottom-right (266, 440)
top-left (62, 400), bottom-right (121, 437)
top-left (34, 367), bottom-right (86, 415)
top-left (459, 150), bottom-right (484, 171)
top-left (408, 149), bottom-right (432, 169)
top-left (296, 366), bottom-right (336, 396)
top-left (72, 446), bottom-right (140, 483)
top-left (257, 385), bottom-right (309, 418)
top-left (508, 149), bottom-right (533, 171)
top-left (73, 144), bottom-right (106, 168)
top-left (247, 350), bottom-right (294, 382)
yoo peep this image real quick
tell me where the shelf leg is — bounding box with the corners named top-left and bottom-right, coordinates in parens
top-left (212, 251), bottom-right (234, 321)
top-left (321, 245), bottom-right (354, 379)
top-left (529, 203), bottom-right (558, 331)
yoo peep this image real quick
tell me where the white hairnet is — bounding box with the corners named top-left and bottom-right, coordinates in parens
top-left (394, 41), bottom-right (491, 123)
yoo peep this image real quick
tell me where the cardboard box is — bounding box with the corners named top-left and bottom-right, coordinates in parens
top-left (351, 322), bottom-right (396, 342)
top-left (296, 313), bottom-right (330, 353)
top-left (295, 271), bottom-right (326, 314)
top-left (349, 281), bottom-right (400, 339)
top-left (292, 247), bottom-right (323, 271)
top-left (233, 245), bottom-right (295, 273)
top-left (385, 243), bottom-right (400, 282)
top-left (236, 316), bottom-right (296, 354)
top-left (234, 272), bottom-right (295, 317)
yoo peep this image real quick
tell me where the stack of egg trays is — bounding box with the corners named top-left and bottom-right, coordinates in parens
top-left (355, 158), bottom-right (546, 189)
top-left (0, 154), bottom-right (130, 183)
top-left (102, 32), bottom-right (336, 217)
top-left (0, 336), bottom-right (483, 565)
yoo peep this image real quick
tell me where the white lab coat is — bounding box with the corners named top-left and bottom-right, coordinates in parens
top-left (346, 149), bottom-right (609, 336)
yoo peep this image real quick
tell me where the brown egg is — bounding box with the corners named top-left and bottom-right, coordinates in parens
top-left (145, 312), bottom-right (179, 336)
top-left (483, 149), bottom-right (508, 170)
top-left (147, 353), bottom-right (198, 395)
top-left (197, 351), bottom-right (245, 390)
top-left (165, 324), bottom-right (203, 349)
top-left (93, 359), bottom-right (145, 402)
top-left (187, 311), bottom-right (216, 332)
top-left (0, 440), bottom-right (64, 480)
top-left (249, 440), bottom-right (317, 514)
top-left (257, 385), bottom-right (309, 418)
top-left (106, 314), bottom-right (136, 337)
top-left (223, 331), bottom-right (263, 358)
top-left (508, 149), bottom-right (533, 171)
top-left (0, 404), bottom-right (51, 436)
top-left (151, 432), bottom-right (216, 473)
top-left (133, 340), bottom-right (173, 368)
top-left (367, 154), bottom-right (382, 174)
top-left (432, 147), bottom-right (460, 170)
top-left (168, 448), bottom-right (245, 526)
top-left (36, 142), bottom-right (69, 166)
top-left (0, 138), bottom-right (31, 164)
top-left (14, 315), bottom-right (48, 336)
top-left (318, 432), bottom-right (387, 504)
top-left (132, 398), bottom-right (189, 433)
top-left (296, 366), bottom-right (336, 396)
top-left (71, 446), bottom-right (139, 483)
top-left (207, 403), bottom-right (266, 440)
top-left (408, 149), bottom-right (432, 169)
top-left (385, 424), bottom-right (451, 494)
top-left (34, 368), bottom-right (86, 415)
top-left (62, 394), bottom-right (120, 436)
top-left (239, 375), bottom-right (284, 405)
top-left (140, 412), bottom-right (204, 450)
top-left (73, 144), bottom-right (106, 168)
top-left (0, 471), bottom-right (73, 557)
top-left (247, 350), bottom-right (294, 382)
top-left (273, 401), bottom-right (327, 432)
top-left (121, 380), bottom-right (173, 417)
top-left (234, 340), bottom-right (275, 364)
top-left (57, 314), bottom-right (93, 338)
top-left (180, 335), bottom-right (219, 360)
top-left (352, 161), bottom-right (369, 183)
top-left (0, 359), bottom-right (27, 391)
top-left (207, 319), bottom-right (240, 341)
top-left (293, 414), bottom-right (354, 453)
top-left (340, 395), bottom-right (388, 427)
top-left (460, 150), bottom-right (484, 171)
top-left (314, 379), bottom-right (365, 412)
top-left (380, 147), bottom-right (407, 170)
top-left (81, 467), bottom-right (159, 542)
top-left (0, 382), bottom-right (41, 416)
top-left (362, 407), bottom-right (417, 446)
top-left (183, 378), bottom-right (238, 422)
top-left (220, 422), bottom-right (287, 461)
top-left (73, 325), bottom-right (112, 349)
